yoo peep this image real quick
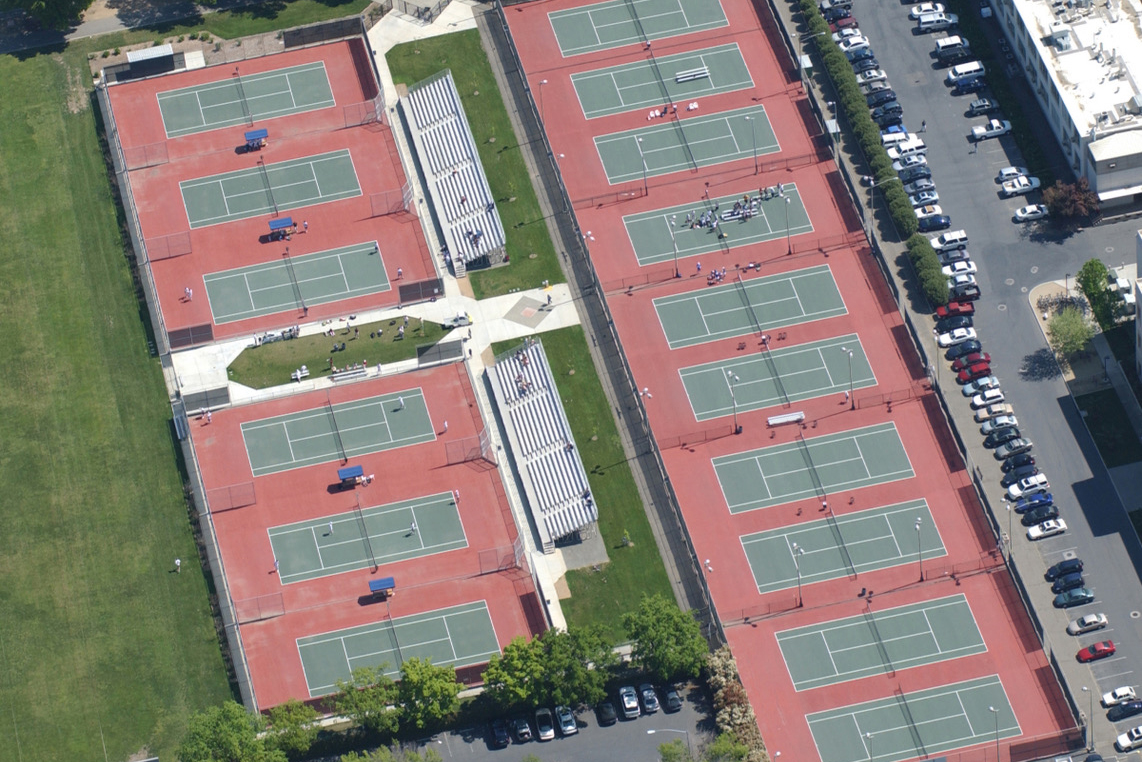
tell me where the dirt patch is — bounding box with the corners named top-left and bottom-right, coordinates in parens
top-left (81, 0), bottom-right (118, 22)
top-left (59, 55), bottom-right (91, 113)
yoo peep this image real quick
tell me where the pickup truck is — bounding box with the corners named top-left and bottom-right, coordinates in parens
top-left (1001, 176), bottom-right (1040, 197)
top-left (971, 119), bottom-right (1011, 140)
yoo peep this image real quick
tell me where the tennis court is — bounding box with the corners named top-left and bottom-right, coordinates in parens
top-left (241, 391), bottom-right (435, 477)
top-left (297, 600), bottom-right (501, 697)
top-left (741, 500), bottom-right (945, 594)
top-left (204, 242), bottom-right (389, 324)
top-left (571, 43), bottom-right (753, 119)
top-left (625, 186), bottom-right (812, 266)
top-left (596, 105), bottom-right (777, 184)
top-left (777, 595), bottom-right (985, 692)
top-left (714, 422), bottom-right (913, 513)
top-left (180, 149), bottom-right (361, 229)
top-left (157, 62), bottom-right (336, 138)
top-left (807, 675), bottom-right (1020, 762)
top-left (653, 264), bottom-right (844, 350)
top-left (549, 0), bottom-right (728, 56)
top-left (269, 492), bottom-right (466, 584)
top-left (680, 334), bottom-right (876, 420)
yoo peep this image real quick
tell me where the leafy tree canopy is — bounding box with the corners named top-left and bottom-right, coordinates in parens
top-left (481, 635), bottom-right (545, 709)
top-left (179, 700), bottom-right (285, 762)
top-left (397, 658), bottom-right (462, 731)
top-left (1042, 177), bottom-right (1100, 220)
top-left (329, 666), bottom-right (399, 736)
top-left (0, 0), bottom-right (93, 30)
top-left (1047, 306), bottom-right (1094, 357)
top-left (340, 745), bottom-right (443, 762)
top-left (265, 698), bottom-right (319, 758)
top-left (1075, 258), bottom-right (1118, 328)
top-left (623, 594), bottom-right (709, 683)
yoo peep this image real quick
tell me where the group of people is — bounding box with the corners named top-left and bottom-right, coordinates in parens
top-left (329, 359), bottom-right (368, 374)
top-left (646, 104), bottom-right (678, 120)
top-left (464, 229), bottom-right (485, 247)
top-left (707, 267), bottom-right (730, 285)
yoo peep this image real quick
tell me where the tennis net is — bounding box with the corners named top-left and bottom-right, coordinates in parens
top-left (355, 498), bottom-right (378, 572)
top-left (233, 70), bottom-right (253, 126)
top-left (282, 247), bottom-right (308, 315)
top-left (735, 276), bottom-right (789, 405)
top-left (624, 0), bottom-right (648, 44)
top-left (258, 159), bottom-right (278, 215)
top-left (896, 688), bottom-right (928, 759)
top-left (646, 49), bottom-right (673, 108)
top-left (326, 397), bottom-right (348, 464)
top-left (863, 610), bottom-right (895, 676)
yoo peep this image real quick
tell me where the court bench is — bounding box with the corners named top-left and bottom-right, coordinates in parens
top-left (332, 367), bottom-right (369, 383)
top-left (290, 366), bottom-right (310, 382)
top-left (675, 66), bottom-right (710, 83)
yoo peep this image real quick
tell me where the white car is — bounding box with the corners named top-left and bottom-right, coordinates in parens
top-left (938, 248), bottom-right (971, 265)
top-left (1015, 204), bottom-right (1049, 222)
top-left (915, 205), bottom-right (943, 219)
top-left (1067, 613), bottom-right (1108, 635)
top-left (861, 80), bottom-right (892, 96)
top-left (839, 36), bottom-right (871, 53)
top-left (971, 119), bottom-right (1012, 140)
top-left (1002, 176), bottom-right (1041, 197)
top-left (948, 273), bottom-right (977, 290)
top-left (903, 179), bottom-right (936, 195)
top-left (1006, 473), bottom-right (1049, 500)
top-left (832, 28), bottom-right (862, 42)
top-left (858, 69), bottom-right (888, 85)
top-left (1027, 518), bottom-right (1066, 540)
top-left (971, 389), bottom-right (1005, 409)
top-left (980, 415), bottom-right (1018, 434)
top-left (961, 376), bottom-right (999, 396)
top-left (910, 1), bottom-right (946, 17)
top-left (1105, 687), bottom-right (1138, 707)
top-left (909, 191), bottom-right (940, 207)
top-left (975, 403), bottom-right (1014, 422)
top-left (941, 261), bottom-right (977, 277)
top-left (937, 327), bottom-right (977, 347)
top-left (1118, 726), bottom-right (1142, 752)
top-left (892, 154), bottom-right (928, 172)
top-left (996, 166), bottom-right (1028, 183)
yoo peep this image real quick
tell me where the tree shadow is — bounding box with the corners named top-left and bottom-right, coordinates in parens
top-left (1019, 347), bottom-right (1062, 382)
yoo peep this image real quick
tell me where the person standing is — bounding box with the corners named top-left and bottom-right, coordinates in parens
top-left (175, 558), bottom-right (181, 573)
top-left (328, 521), bottom-right (334, 535)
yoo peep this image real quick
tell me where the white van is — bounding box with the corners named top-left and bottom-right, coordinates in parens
top-left (946, 61), bottom-right (985, 85)
top-left (918, 12), bottom-right (959, 32)
top-left (881, 131), bottom-right (913, 146)
top-left (936, 36), bottom-right (971, 61)
top-left (886, 138), bottom-right (927, 160)
top-left (929, 230), bottom-right (969, 252)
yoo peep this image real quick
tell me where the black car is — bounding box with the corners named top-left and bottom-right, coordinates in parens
top-left (596, 700), bottom-right (618, 726)
top-left (871, 102), bottom-right (903, 120)
top-left (1001, 453), bottom-right (1035, 472)
top-left (946, 339), bottom-right (983, 360)
top-left (823, 6), bottom-right (852, 21)
top-left (935, 315), bottom-right (973, 333)
top-left (955, 78), bottom-right (987, 94)
top-left (1050, 571), bottom-right (1085, 593)
top-left (1021, 504), bottom-right (1060, 526)
top-left (490, 719), bottom-right (510, 748)
top-left (952, 283), bottom-right (981, 301)
top-left (663, 688), bottom-right (683, 713)
top-left (1046, 558), bottom-right (1083, 580)
top-left (918, 215), bottom-right (951, 232)
top-left (867, 89), bottom-right (898, 107)
top-left (1108, 701), bottom-right (1142, 722)
top-left (899, 166), bottom-right (932, 183)
top-left (512, 717), bottom-right (532, 743)
top-left (855, 58), bottom-right (883, 75)
top-left (1000, 465), bottom-right (1039, 487)
top-left (847, 47), bottom-right (875, 63)
top-left (875, 113), bottom-right (903, 130)
top-left (983, 426), bottom-right (1021, 448)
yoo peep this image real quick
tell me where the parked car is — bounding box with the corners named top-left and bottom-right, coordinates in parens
top-left (948, 273), bottom-right (977, 290)
top-left (872, 102), bottom-right (903, 120)
top-left (535, 708), bottom-right (555, 741)
top-left (946, 339), bottom-right (983, 360)
top-left (1067, 613), bottom-right (1106, 635)
top-left (1021, 504), bottom-right (1059, 527)
top-left (936, 314), bottom-right (974, 332)
top-left (904, 178), bottom-right (937, 195)
top-left (512, 717), bottom-right (533, 742)
top-left (967, 97), bottom-right (998, 115)
top-left (832, 28), bottom-right (861, 42)
top-left (1029, 518), bottom-right (1067, 540)
top-left (1117, 726), bottom-right (1142, 752)
top-left (955, 78), bottom-right (987, 94)
top-left (974, 402), bottom-right (1012, 421)
top-left (1047, 558), bottom-right (1083, 580)
top-left (862, 81), bottom-right (892, 98)
top-left (1108, 701), bottom-right (1142, 722)
top-left (1105, 687), bottom-right (1138, 706)
top-left (1053, 586), bottom-right (1094, 608)
top-left (555, 705), bottom-right (577, 736)
top-left (911, 1), bottom-right (946, 17)
top-left (619, 686), bottom-right (640, 719)
top-left (823, 6), bottom-right (852, 22)
top-left (915, 204), bottom-right (944, 219)
top-left (957, 363), bottom-right (992, 384)
top-left (941, 260), bottom-right (977, 277)
top-left (994, 438), bottom-right (1033, 459)
top-left (596, 700), bottom-right (618, 726)
top-left (857, 69), bottom-right (888, 85)
top-left (961, 376), bottom-right (999, 397)
top-left (1002, 176), bottom-right (1041, 197)
top-left (953, 351), bottom-right (990, 371)
top-left (939, 248), bottom-right (971, 265)
top-left (1015, 204), bottom-right (1049, 222)
top-left (1000, 465), bottom-right (1038, 486)
top-left (892, 154), bottom-right (928, 172)
top-left (996, 166), bottom-right (1028, 183)
top-left (971, 389), bottom-right (1005, 409)
top-left (849, 48), bottom-right (878, 64)
top-left (1050, 571), bottom-right (1084, 593)
top-left (1007, 473), bottom-right (1049, 499)
top-left (490, 719), bottom-right (510, 748)
top-left (639, 684), bottom-right (660, 714)
top-left (918, 215), bottom-right (952, 232)
top-left (875, 112), bottom-right (903, 129)
top-left (857, 60), bottom-right (884, 77)
top-left (983, 426), bottom-right (1021, 448)
top-left (938, 327), bottom-right (976, 347)
top-left (937, 300), bottom-right (975, 319)
top-left (980, 415), bottom-right (1018, 434)
top-left (663, 688), bottom-right (683, 713)
top-left (900, 165), bottom-right (933, 183)
top-left (1078, 641), bottom-right (1116, 663)
top-left (830, 16), bottom-right (859, 31)
top-left (910, 190), bottom-right (940, 207)
top-left (971, 119), bottom-right (1011, 140)
top-left (951, 283), bottom-right (981, 301)
top-left (1013, 493), bottom-right (1052, 514)
top-left (1000, 453), bottom-right (1035, 472)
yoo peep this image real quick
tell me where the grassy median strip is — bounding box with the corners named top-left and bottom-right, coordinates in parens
top-left (494, 328), bottom-right (672, 641)
top-left (387, 30), bottom-right (565, 300)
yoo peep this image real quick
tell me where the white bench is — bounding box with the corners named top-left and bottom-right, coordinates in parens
top-left (290, 366), bottom-right (310, 382)
top-left (768, 411), bottom-right (806, 427)
top-left (675, 66), bottom-right (710, 83)
top-left (332, 367), bottom-right (368, 383)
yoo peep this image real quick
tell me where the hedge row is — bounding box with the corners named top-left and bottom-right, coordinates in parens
top-left (797, 0), bottom-right (950, 306)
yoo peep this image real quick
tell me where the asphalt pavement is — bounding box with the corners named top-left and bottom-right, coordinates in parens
top-left (836, 2), bottom-right (1142, 754)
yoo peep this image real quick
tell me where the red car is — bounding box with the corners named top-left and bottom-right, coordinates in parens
top-left (952, 352), bottom-right (991, 371)
top-left (829, 16), bottom-right (859, 32)
top-left (936, 300), bottom-right (975, 319)
top-left (957, 362), bottom-right (992, 384)
top-left (1078, 641), bottom-right (1117, 662)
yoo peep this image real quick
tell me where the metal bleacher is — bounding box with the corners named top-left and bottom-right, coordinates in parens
top-left (487, 339), bottom-right (598, 554)
top-left (401, 70), bottom-right (506, 277)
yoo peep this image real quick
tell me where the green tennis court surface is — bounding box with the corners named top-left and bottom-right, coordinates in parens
top-left (680, 334), bottom-right (875, 420)
top-left (807, 675), bottom-right (1019, 762)
top-left (653, 264), bottom-right (843, 350)
top-left (571, 43), bottom-right (753, 119)
top-left (596, 105), bottom-right (776, 183)
top-left (625, 186), bottom-right (812, 266)
top-left (741, 500), bottom-right (945, 594)
top-left (241, 391), bottom-right (435, 477)
top-left (180, 149), bottom-right (361, 229)
top-left (269, 492), bottom-right (465, 584)
top-left (204, 242), bottom-right (389, 324)
top-left (777, 595), bottom-right (985, 691)
top-left (714, 422), bottom-right (913, 513)
top-left (157, 62), bottom-right (335, 138)
top-left (297, 601), bottom-right (500, 697)
top-left (549, 0), bottom-right (728, 57)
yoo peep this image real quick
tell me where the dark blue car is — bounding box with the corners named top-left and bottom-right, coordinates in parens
top-left (918, 215), bottom-right (951, 232)
top-left (1013, 493), bottom-right (1053, 514)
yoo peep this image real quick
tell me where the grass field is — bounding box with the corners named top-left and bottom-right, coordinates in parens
top-left (494, 327), bottom-right (672, 641)
top-left (227, 316), bottom-right (454, 388)
top-left (1075, 389), bottom-right (1142, 467)
top-left (386, 31), bottom-right (565, 301)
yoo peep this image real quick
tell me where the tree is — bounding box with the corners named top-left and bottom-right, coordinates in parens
top-left (329, 666), bottom-right (399, 735)
top-left (623, 594), bottom-right (709, 683)
top-left (0, 0), bottom-right (94, 30)
top-left (340, 746), bottom-right (443, 762)
top-left (1075, 258), bottom-right (1118, 328)
top-left (265, 699), bottom-right (319, 758)
top-left (1047, 306), bottom-right (1095, 357)
top-left (535, 626), bottom-right (617, 707)
top-left (179, 700), bottom-right (286, 762)
top-left (397, 658), bottom-right (462, 731)
top-left (702, 732), bottom-right (750, 762)
top-left (658, 738), bottom-right (694, 762)
top-left (1042, 177), bottom-right (1100, 220)
top-left (482, 635), bottom-right (545, 709)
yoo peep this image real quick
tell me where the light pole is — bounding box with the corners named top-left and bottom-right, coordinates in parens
top-left (1065, 272), bottom-right (1071, 296)
top-left (1082, 686), bottom-right (1094, 750)
top-left (840, 346), bottom-right (855, 409)
top-left (745, 115), bottom-right (758, 174)
top-left (785, 196), bottom-right (792, 254)
top-left (669, 214), bottom-right (681, 278)
top-left (865, 732), bottom-right (875, 762)
top-left (1006, 505), bottom-right (1013, 560)
top-left (538, 79), bottom-right (548, 125)
top-left (915, 517), bottom-right (924, 581)
top-left (795, 31), bottom-right (828, 89)
top-left (636, 136), bottom-right (649, 196)
top-left (647, 728), bottom-right (693, 759)
top-left (727, 370), bottom-right (742, 435)
top-left (791, 542), bottom-right (805, 607)
top-left (989, 706), bottom-right (999, 762)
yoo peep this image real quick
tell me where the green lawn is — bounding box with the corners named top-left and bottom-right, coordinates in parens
top-left (1075, 389), bottom-right (1142, 468)
top-left (494, 328), bottom-right (671, 641)
top-left (386, 31), bottom-right (565, 300)
top-left (228, 316), bottom-right (453, 388)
